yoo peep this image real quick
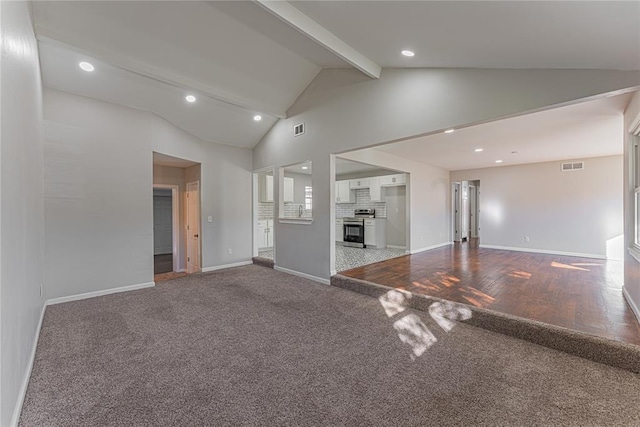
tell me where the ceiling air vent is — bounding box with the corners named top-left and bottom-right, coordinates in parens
top-left (561, 161), bottom-right (584, 171)
top-left (294, 123), bottom-right (305, 137)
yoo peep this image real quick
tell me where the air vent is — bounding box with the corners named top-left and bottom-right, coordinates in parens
top-left (561, 161), bottom-right (584, 171)
top-left (294, 123), bottom-right (305, 137)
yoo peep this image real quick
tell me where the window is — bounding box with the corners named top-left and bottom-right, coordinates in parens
top-left (305, 186), bottom-right (313, 211)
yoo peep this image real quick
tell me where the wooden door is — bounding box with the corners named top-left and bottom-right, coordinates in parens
top-left (186, 181), bottom-right (201, 273)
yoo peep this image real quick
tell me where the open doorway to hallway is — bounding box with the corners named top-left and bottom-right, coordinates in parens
top-left (153, 152), bottom-right (202, 282)
top-left (452, 180), bottom-right (480, 245)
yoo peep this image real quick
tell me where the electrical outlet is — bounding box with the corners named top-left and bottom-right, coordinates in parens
top-left (208, 216), bottom-right (213, 223)
top-left (524, 236), bottom-right (530, 242)
top-left (227, 248), bottom-right (232, 255)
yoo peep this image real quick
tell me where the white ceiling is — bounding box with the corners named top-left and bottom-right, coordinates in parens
top-left (33, 1), bottom-right (640, 150)
top-left (376, 93), bottom-right (633, 171)
top-left (291, 1), bottom-right (640, 70)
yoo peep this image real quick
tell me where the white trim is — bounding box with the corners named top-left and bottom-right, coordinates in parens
top-left (628, 246), bottom-right (640, 263)
top-left (176, 269), bottom-right (187, 273)
top-left (623, 286), bottom-right (640, 324)
top-left (47, 282), bottom-right (155, 306)
top-left (330, 269), bottom-right (337, 276)
top-left (410, 242), bottom-right (453, 255)
top-left (479, 244), bottom-right (605, 259)
top-left (153, 184), bottom-right (180, 272)
top-left (274, 265), bottom-right (330, 285)
top-left (386, 245), bottom-right (407, 250)
top-left (10, 303), bottom-right (47, 427)
top-left (278, 218), bottom-right (314, 225)
top-left (201, 260), bottom-right (252, 273)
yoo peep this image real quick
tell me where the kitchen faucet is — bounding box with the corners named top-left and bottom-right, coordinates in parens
top-left (298, 205), bottom-right (303, 217)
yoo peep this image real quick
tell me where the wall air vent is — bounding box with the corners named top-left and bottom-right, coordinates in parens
top-left (294, 123), bottom-right (305, 137)
top-left (561, 161), bottom-right (584, 171)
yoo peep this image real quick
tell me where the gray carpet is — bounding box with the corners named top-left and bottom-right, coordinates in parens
top-left (20, 265), bottom-right (640, 426)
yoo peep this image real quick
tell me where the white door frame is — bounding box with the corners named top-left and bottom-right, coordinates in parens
top-left (452, 182), bottom-right (461, 242)
top-left (186, 180), bottom-right (201, 273)
top-left (153, 184), bottom-right (179, 272)
top-left (253, 166), bottom-right (275, 260)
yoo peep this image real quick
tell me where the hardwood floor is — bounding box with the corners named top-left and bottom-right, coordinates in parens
top-left (342, 239), bottom-right (640, 345)
top-left (154, 253), bottom-right (173, 274)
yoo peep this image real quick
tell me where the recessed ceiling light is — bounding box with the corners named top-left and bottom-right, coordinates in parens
top-left (79, 62), bottom-right (94, 72)
top-left (401, 50), bottom-right (415, 57)
top-left (253, 115), bottom-right (262, 122)
top-left (301, 166), bottom-right (308, 170)
top-left (444, 129), bottom-right (455, 134)
top-left (495, 160), bottom-right (503, 163)
top-left (474, 148), bottom-right (484, 152)
top-left (185, 95), bottom-right (196, 103)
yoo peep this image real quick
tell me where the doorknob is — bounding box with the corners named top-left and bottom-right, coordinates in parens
top-left (194, 234), bottom-right (199, 238)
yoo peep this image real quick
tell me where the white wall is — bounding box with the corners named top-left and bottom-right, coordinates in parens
top-left (624, 91), bottom-right (640, 315)
top-left (253, 67), bottom-right (639, 280)
top-left (0, 2), bottom-right (46, 425)
top-left (43, 89), bottom-right (253, 299)
top-left (451, 155), bottom-right (623, 258)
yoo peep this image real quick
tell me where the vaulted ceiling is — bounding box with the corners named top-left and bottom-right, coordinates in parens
top-left (33, 1), bottom-right (640, 149)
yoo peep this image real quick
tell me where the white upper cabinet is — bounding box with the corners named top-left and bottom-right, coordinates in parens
top-left (349, 178), bottom-right (370, 189)
top-left (369, 177), bottom-right (383, 202)
top-left (283, 177), bottom-right (294, 203)
top-left (259, 175), bottom-right (274, 202)
top-left (335, 180), bottom-right (355, 203)
top-left (380, 174), bottom-right (406, 187)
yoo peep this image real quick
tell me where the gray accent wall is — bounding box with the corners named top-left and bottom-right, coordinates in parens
top-left (450, 155), bottom-right (623, 258)
top-left (43, 89), bottom-right (253, 300)
top-left (0, 2), bottom-right (46, 425)
top-left (253, 67), bottom-right (639, 280)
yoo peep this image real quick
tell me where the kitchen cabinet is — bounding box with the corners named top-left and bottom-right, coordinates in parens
top-left (259, 175), bottom-right (274, 202)
top-left (257, 219), bottom-right (273, 248)
top-left (369, 177), bottom-right (383, 202)
top-left (380, 174), bottom-right (406, 187)
top-left (335, 180), bottom-right (355, 203)
top-left (336, 218), bottom-right (344, 242)
top-left (349, 178), bottom-right (370, 189)
top-left (364, 218), bottom-right (386, 248)
top-left (283, 177), bottom-right (294, 203)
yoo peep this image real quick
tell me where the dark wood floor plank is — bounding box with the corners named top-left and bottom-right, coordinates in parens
top-left (342, 239), bottom-right (640, 345)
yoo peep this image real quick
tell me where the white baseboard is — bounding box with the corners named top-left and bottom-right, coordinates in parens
top-left (410, 242), bottom-right (452, 255)
top-left (479, 244), bottom-right (606, 259)
top-left (623, 286), bottom-right (640, 324)
top-left (10, 302), bottom-right (47, 427)
top-left (274, 265), bottom-right (330, 285)
top-left (176, 269), bottom-right (186, 273)
top-left (386, 245), bottom-right (407, 250)
top-left (47, 281), bottom-right (155, 306)
top-left (330, 269), bottom-right (337, 276)
top-left (201, 260), bottom-right (252, 273)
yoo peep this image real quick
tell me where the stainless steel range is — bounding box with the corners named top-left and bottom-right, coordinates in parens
top-left (342, 209), bottom-right (375, 248)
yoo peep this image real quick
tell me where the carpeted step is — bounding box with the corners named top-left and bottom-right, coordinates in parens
top-left (331, 274), bottom-right (640, 373)
top-left (252, 256), bottom-right (274, 269)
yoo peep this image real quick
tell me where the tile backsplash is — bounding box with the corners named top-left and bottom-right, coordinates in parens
top-left (336, 188), bottom-right (387, 218)
top-left (258, 202), bottom-right (274, 220)
top-left (283, 203), bottom-right (312, 218)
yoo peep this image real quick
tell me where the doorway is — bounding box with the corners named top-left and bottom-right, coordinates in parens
top-left (253, 168), bottom-right (275, 261)
top-left (153, 152), bottom-right (201, 282)
top-left (153, 186), bottom-right (179, 274)
top-left (452, 180), bottom-right (480, 243)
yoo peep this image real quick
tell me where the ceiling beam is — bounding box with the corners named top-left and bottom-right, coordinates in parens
top-left (35, 26), bottom-right (288, 119)
top-left (254, 0), bottom-right (381, 79)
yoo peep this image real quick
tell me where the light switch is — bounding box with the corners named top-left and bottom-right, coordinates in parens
top-left (207, 216), bottom-right (213, 223)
